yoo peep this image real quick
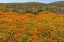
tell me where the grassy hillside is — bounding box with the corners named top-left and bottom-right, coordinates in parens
top-left (0, 1), bottom-right (64, 42)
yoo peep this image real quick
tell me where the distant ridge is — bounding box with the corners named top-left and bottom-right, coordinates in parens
top-left (49, 1), bottom-right (64, 4)
top-left (0, 1), bottom-right (64, 4)
top-left (0, 2), bottom-right (46, 5)
top-left (25, 2), bottom-right (45, 4)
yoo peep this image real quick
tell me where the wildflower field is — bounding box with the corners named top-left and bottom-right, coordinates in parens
top-left (0, 2), bottom-right (64, 42)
